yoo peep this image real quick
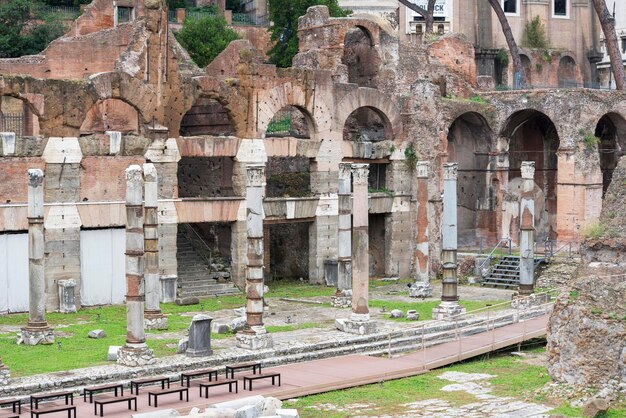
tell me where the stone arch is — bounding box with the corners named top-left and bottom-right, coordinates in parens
top-left (179, 96), bottom-right (236, 137)
top-left (256, 84), bottom-right (332, 140)
top-left (594, 112), bottom-right (626, 196)
top-left (79, 99), bottom-right (140, 135)
top-left (335, 88), bottom-right (402, 139)
top-left (501, 109), bottom-right (560, 241)
top-left (342, 25), bottom-right (381, 88)
top-left (520, 54), bottom-right (532, 86)
top-left (446, 112), bottom-right (495, 246)
top-left (557, 55), bottom-right (577, 88)
top-left (0, 95), bottom-right (41, 137)
top-left (266, 105), bottom-right (311, 138)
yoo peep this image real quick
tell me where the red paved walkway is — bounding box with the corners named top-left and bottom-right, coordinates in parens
top-left (1, 314), bottom-right (548, 418)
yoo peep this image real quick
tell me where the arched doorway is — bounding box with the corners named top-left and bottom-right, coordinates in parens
top-left (0, 96), bottom-right (40, 137)
top-left (342, 26), bottom-right (380, 88)
top-left (520, 54), bottom-right (532, 87)
top-left (501, 110), bottom-right (560, 242)
top-left (447, 112), bottom-right (494, 246)
top-left (557, 56), bottom-right (577, 88)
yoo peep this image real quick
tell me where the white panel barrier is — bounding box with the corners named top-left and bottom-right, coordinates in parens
top-left (80, 229), bottom-right (126, 306)
top-left (0, 233), bottom-right (29, 313)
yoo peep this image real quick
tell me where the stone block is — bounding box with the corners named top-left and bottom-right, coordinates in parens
top-left (234, 405), bottom-right (259, 418)
top-left (131, 409), bottom-right (181, 418)
top-left (231, 316), bottom-right (246, 332)
top-left (176, 338), bottom-right (189, 354)
top-left (330, 295), bottom-right (351, 308)
top-left (107, 346), bottom-right (121, 361)
top-left (236, 327), bottom-right (273, 350)
top-left (275, 410), bottom-right (299, 418)
top-left (432, 302), bottom-right (466, 321)
top-left (17, 328), bottom-right (55, 345)
top-left (233, 307), bottom-right (246, 316)
top-left (0, 367), bottom-right (9, 386)
top-left (88, 329), bottom-right (107, 339)
top-left (406, 310), bottom-right (419, 321)
top-left (335, 318), bottom-right (377, 335)
top-left (212, 322), bottom-right (232, 334)
top-left (176, 297), bottom-right (199, 306)
top-left (161, 276), bottom-right (178, 303)
top-left (211, 396), bottom-right (265, 411)
top-left (261, 397), bottom-right (282, 416)
top-left (58, 279), bottom-right (77, 313)
top-left (408, 282), bottom-right (433, 298)
top-left (117, 344), bottom-right (155, 367)
top-left (390, 309), bottom-right (403, 318)
top-left (187, 314), bottom-right (213, 357)
top-left (582, 398), bottom-right (609, 417)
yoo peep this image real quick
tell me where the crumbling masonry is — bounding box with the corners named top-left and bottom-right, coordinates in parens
top-left (0, 1), bottom-right (624, 320)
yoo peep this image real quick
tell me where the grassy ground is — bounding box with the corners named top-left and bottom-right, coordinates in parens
top-left (0, 281), bottom-right (505, 377)
top-left (284, 346), bottom-right (626, 418)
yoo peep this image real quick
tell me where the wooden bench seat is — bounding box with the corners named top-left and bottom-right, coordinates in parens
top-left (225, 362), bottom-right (262, 378)
top-left (0, 397), bottom-right (20, 415)
top-left (147, 386), bottom-right (188, 408)
top-left (30, 403), bottom-right (76, 418)
top-left (180, 368), bottom-right (217, 387)
top-left (130, 376), bottom-right (170, 394)
top-left (93, 394), bottom-right (137, 417)
top-left (198, 378), bottom-right (238, 398)
top-left (243, 372), bottom-right (281, 391)
top-left (83, 383), bottom-right (124, 403)
top-left (30, 391), bottom-right (73, 410)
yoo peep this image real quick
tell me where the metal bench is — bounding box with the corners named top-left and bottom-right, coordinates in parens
top-left (180, 368), bottom-right (217, 386)
top-left (147, 386), bottom-right (188, 408)
top-left (30, 404), bottom-right (76, 418)
top-left (243, 372), bottom-right (281, 391)
top-left (225, 362), bottom-right (262, 378)
top-left (83, 383), bottom-right (124, 403)
top-left (93, 394), bottom-right (137, 417)
top-left (198, 378), bottom-right (238, 398)
top-left (130, 376), bottom-right (170, 394)
top-left (0, 397), bottom-right (20, 415)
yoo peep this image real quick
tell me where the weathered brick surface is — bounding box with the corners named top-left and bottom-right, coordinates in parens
top-left (80, 156), bottom-right (145, 202)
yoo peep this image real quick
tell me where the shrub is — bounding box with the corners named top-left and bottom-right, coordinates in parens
top-left (174, 14), bottom-right (239, 68)
top-left (582, 221), bottom-right (606, 239)
top-left (522, 16), bottom-right (548, 49)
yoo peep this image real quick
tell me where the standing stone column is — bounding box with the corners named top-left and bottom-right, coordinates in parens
top-left (332, 162), bottom-right (352, 308)
top-left (236, 165), bottom-right (273, 350)
top-left (143, 163), bottom-right (167, 330)
top-left (336, 164), bottom-right (376, 335)
top-left (118, 166), bottom-right (155, 366)
top-left (409, 161), bottom-right (433, 298)
top-left (0, 357), bottom-right (8, 385)
top-left (432, 163), bottom-right (466, 320)
top-left (518, 161), bottom-right (536, 297)
top-left (19, 169), bottom-right (54, 345)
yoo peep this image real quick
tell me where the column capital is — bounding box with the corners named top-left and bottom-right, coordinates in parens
top-left (351, 163), bottom-right (369, 185)
top-left (246, 165), bottom-right (265, 187)
top-left (339, 162), bottom-right (352, 180)
top-left (27, 168), bottom-right (44, 218)
top-left (416, 161), bottom-right (430, 179)
top-left (443, 162), bottom-right (458, 180)
top-left (521, 161), bottom-right (535, 180)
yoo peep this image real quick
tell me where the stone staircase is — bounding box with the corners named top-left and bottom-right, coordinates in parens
top-left (481, 256), bottom-right (545, 288)
top-left (176, 226), bottom-right (240, 298)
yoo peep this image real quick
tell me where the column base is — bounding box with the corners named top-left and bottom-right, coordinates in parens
top-left (330, 295), bottom-right (352, 308)
top-left (511, 292), bottom-right (551, 309)
top-left (17, 326), bottom-right (55, 345)
top-left (236, 326), bottom-right (273, 350)
top-left (335, 316), bottom-right (377, 335)
top-left (117, 343), bottom-right (155, 367)
top-left (432, 301), bottom-right (466, 321)
top-left (0, 367), bottom-right (9, 386)
top-left (408, 281), bottom-right (433, 298)
top-left (144, 313), bottom-right (168, 330)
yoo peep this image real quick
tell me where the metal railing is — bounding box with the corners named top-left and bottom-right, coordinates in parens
top-left (39, 5), bottom-right (80, 19)
top-left (0, 113), bottom-right (23, 137)
top-left (231, 13), bottom-right (269, 26)
top-left (181, 223), bottom-right (214, 267)
top-left (543, 239), bottom-right (575, 261)
top-left (476, 237), bottom-right (512, 278)
top-left (266, 110), bottom-right (292, 136)
top-left (385, 288), bottom-right (558, 361)
top-left (168, 9), bottom-right (177, 23)
top-left (184, 9), bottom-right (216, 21)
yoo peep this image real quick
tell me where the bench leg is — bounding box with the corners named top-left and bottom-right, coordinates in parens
top-left (93, 403), bottom-right (97, 416)
top-left (99, 404), bottom-right (104, 417)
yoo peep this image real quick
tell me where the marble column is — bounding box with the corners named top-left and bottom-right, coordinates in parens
top-left (19, 169), bottom-right (54, 345)
top-left (432, 163), bottom-right (466, 320)
top-left (518, 161), bottom-right (536, 297)
top-left (409, 161), bottom-right (433, 298)
top-left (118, 166), bottom-right (155, 366)
top-left (332, 163), bottom-right (352, 307)
top-left (236, 165), bottom-right (273, 350)
top-left (143, 164), bottom-right (168, 330)
top-left (336, 164), bottom-right (376, 335)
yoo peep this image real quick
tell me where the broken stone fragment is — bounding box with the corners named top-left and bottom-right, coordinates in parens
top-left (88, 329), bottom-right (107, 339)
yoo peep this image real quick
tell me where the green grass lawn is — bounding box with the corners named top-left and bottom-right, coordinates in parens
top-left (370, 299), bottom-right (506, 321)
top-left (284, 348), bottom-right (626, 418)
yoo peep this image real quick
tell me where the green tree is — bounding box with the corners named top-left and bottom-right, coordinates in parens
top-left (268, 0), bottom-right (349, 68)
top-left (522, 15), bottom-right (548, 49)
top-left (174, 14), bottom-right (239, 68)
top-left (0, 0), bottom-right (66, 58)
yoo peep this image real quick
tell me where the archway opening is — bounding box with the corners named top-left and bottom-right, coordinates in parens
top-left (342, 26), bottom-right (380, 88)
top-left (180, 97), bottom-right (235, 137)
top-left (520, 54), bottom-right (532, 87)
top-left (0, 96), bottom-right (40, 137)
top-left (502, 110), bottom-right (560, 242)
top-left (595, 113), bottom-right (626, 196)
top-left (447, 112), bottom-right (494, 246)
top-left (343, 107), bottom-right (390, 143)
top-left (557, 56), bottom-right (577, 88)
top-left (266, 105), bottom-right (310, 138)
top-left (80, 99), bottom-right (139, 135)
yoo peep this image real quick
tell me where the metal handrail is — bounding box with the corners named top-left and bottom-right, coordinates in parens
top-left (182, 223), bottom-right (213, 267)
top-left (477, 237), bottom-right (512, 277)
top-left (543, 239), bottom-right (574, 260)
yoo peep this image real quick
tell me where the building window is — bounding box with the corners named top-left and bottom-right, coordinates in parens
top-left (622, 37), bottom-right (626, 54)
top-left (117, 6), bottom-right (133, 24)
top-left (554, 0), bottom-right (567, 17)
top-left (503, 0), bottom-right (517, 14)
